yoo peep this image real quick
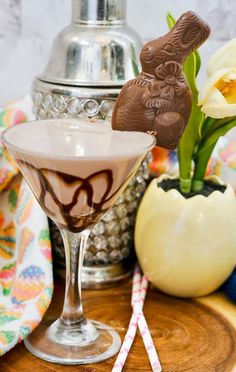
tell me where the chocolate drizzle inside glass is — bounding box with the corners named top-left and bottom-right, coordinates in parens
top-left (18, 160), bottom-right (131, 232)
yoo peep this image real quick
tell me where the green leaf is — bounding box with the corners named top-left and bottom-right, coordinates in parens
top-left (195, 50), bottom-right (201, 76)
top-left (202, 116), bottom-right (235, 140)
top-left (166, 13), bottom-right (176, 30)
top-left (201, 116), bottom-right (218, 137)
top-left (192, 118), bottom-right (236, 188)
top-left (195, 118), bottom-right (236, 159)
top-left (184, 53), bottom-right (198, 93)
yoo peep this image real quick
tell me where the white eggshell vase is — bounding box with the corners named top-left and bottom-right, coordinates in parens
top-left (135, 174), bottom-right (236, 297)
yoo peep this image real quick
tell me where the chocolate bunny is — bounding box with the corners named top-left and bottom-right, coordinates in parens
top-left (112, 11), bottom-right (210, 149)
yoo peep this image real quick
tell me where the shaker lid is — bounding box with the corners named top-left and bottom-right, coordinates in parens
top-left (38, 0), bottom-right (142, 87)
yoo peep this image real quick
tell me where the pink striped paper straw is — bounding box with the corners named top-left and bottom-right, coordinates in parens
top-left (112, 266), bottom-right (146, 371)
top-left (112, 265), bottom-right (162, 372)
top-left (134, 295), bottom-right (162, 372)
top-left (132, 270), bottom-right (161, 372)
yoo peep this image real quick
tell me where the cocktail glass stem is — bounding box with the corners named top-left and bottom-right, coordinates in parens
top-left (61, 228), bottom-right (89, 324)
top-left (24, 223), bottom-right (121, 364)
top-left (49, 228), bottom-right (99, 345)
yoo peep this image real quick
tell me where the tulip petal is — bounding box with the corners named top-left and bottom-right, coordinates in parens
top-left (201, 103), bottom-right (236, 118)
top-left (225, 70), bottom-right (236, 80)
top-left (203, 87), bottom-right (227, 105)
top-left (198, 68), bottom-right (232, 105)
top-left (207, 38), bottom-right (236, 75)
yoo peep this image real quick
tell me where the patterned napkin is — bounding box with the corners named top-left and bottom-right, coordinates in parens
top-left (0, 97), bottom-right (53, 356)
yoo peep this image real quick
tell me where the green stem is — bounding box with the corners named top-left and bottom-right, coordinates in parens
top-left (178, 144), bottom-right (193, 193)
top-left (192, 143), bottom-right (216, 191)
top-left (178, 53), bottom-right (204, 193)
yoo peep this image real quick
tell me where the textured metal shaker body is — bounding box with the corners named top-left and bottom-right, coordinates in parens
top-left (32, 0), bottom-right (150, 287)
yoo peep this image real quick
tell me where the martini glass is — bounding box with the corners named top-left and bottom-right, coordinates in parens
top-left (2, 119), bottom-right (155, 365)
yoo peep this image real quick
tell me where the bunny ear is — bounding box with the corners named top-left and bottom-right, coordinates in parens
top-left (172, 11), bottom-right (210, 59)
top-left (180, 23), bottom-right (205, 52)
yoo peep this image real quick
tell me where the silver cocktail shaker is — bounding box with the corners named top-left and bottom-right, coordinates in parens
top-left (32, 0), bottom-right (150, 287)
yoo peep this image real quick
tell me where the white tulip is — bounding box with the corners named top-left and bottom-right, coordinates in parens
top-left (198, 39), bottom-right (236, 118)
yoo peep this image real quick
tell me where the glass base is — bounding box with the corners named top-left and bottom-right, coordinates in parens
top-left (24, 318), bottom-right (121, 365)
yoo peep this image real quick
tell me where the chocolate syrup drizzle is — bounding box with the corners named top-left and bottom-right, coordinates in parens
top-left (18, 160), bottom-right (128, 232)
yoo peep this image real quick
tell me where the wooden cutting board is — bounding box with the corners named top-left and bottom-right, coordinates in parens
top-left (2, 276), bottom-right (236, 371)
top-left (144, 290), bottom-right (236, 371)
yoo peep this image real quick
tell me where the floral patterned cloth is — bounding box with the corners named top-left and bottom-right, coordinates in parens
top-left (0, 97), bottom-right (53, 356)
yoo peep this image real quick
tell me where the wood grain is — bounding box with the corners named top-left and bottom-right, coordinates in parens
top-left (2, 275), bottom-right (236, 371)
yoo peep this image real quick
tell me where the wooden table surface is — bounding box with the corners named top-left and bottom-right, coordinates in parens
top-left (2, 274), bottom-right (236, 372)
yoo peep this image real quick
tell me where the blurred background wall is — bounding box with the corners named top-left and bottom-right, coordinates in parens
top-left (0, 0), bottom-right (235, 106)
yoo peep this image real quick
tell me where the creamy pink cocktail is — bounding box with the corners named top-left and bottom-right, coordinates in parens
top-left (5, 120), bottom-right (151, 232)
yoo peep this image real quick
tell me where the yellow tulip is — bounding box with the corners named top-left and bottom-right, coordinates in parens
top-left (198, 38), bottom-right (236, 118)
